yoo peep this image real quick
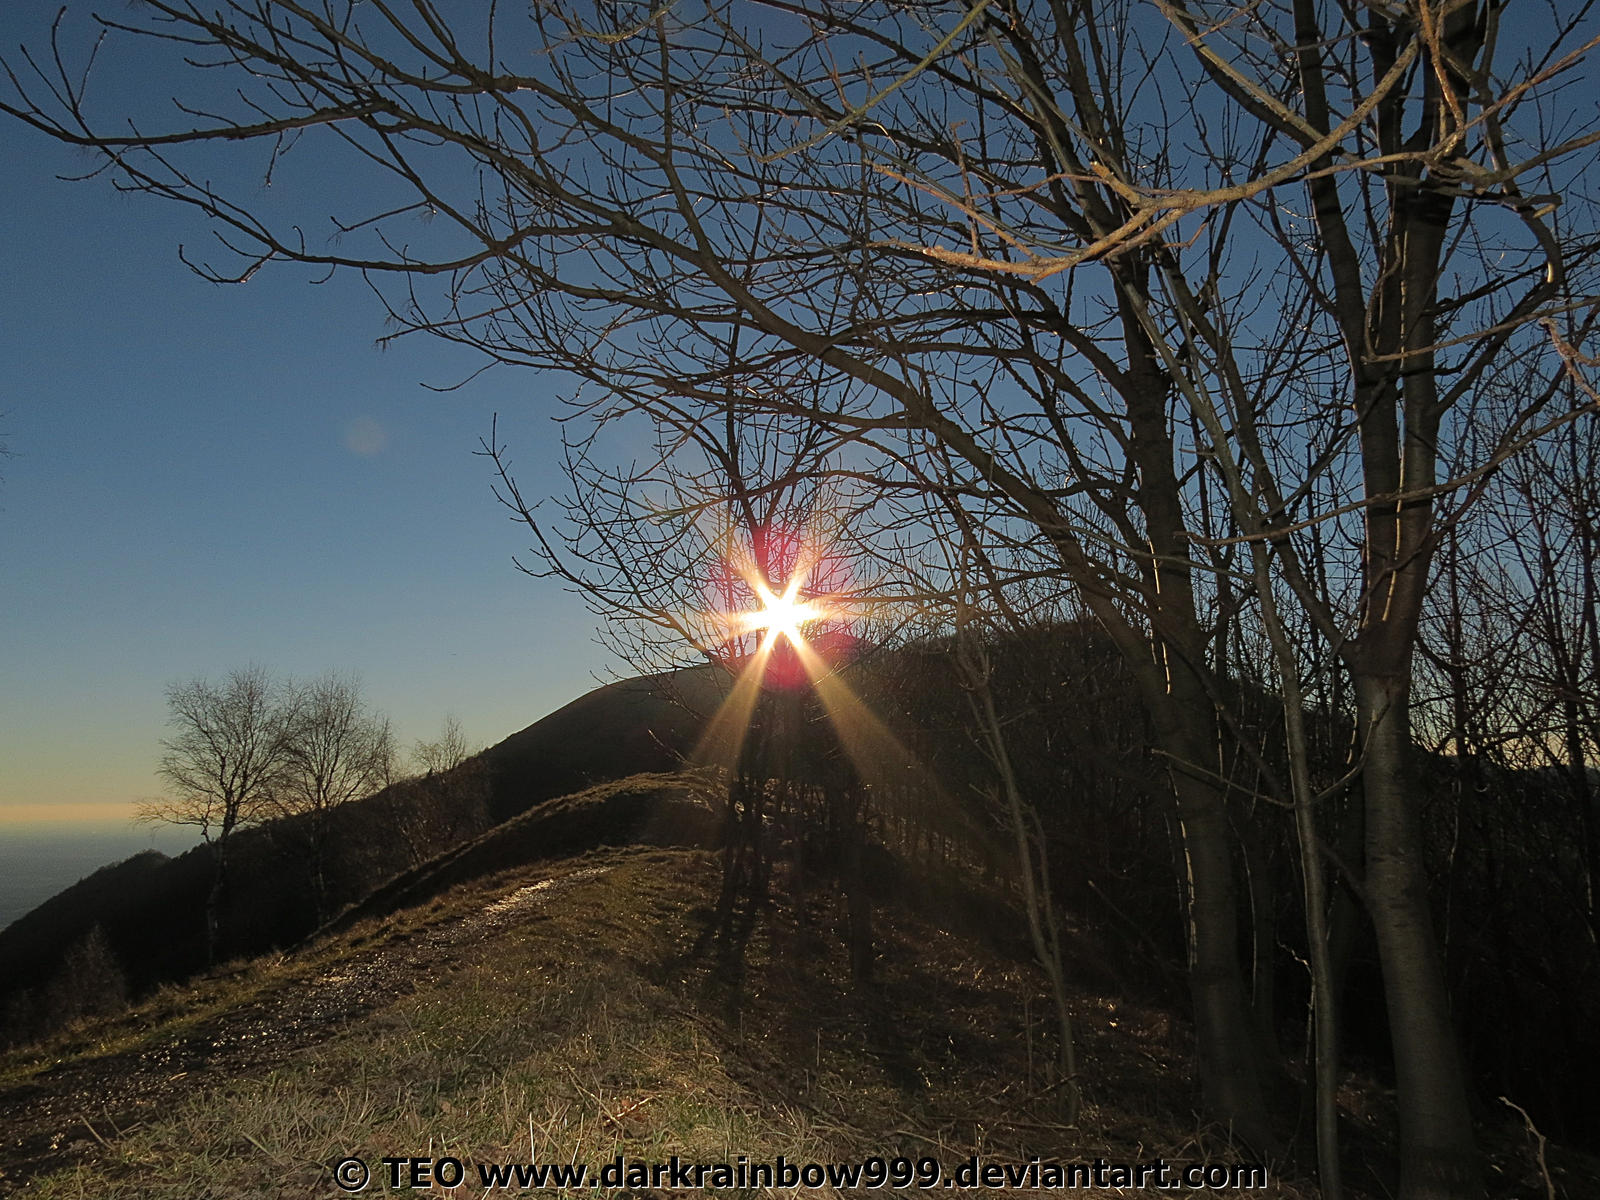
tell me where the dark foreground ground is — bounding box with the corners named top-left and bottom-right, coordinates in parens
top-left (0, 840), bottom-right (1590, 1198)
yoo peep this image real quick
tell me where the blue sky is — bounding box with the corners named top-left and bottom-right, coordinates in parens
top-left (0, 12), bottom-right (626, 825)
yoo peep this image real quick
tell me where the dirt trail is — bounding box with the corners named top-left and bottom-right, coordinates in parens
top-left (0, 864), bottom-right (607, 1194)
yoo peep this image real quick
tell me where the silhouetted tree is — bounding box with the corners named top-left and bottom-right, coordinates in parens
top-left (137, 665), bottom-right (298, 959)
top-left (389, 718), bottom-right (492, 869)
top-left (412, 714), bottom-right (470, 778)
top-left (274, 672), bottom-right (394, 920)
top-left (45, 924), bottom-right (128, 1026)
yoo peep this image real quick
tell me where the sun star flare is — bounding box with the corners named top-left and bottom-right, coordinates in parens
top-left (744, 576), bottom-right (825, 649)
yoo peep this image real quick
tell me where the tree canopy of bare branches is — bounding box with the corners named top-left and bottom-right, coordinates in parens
top-left (411, 714), bottom-right (470, 778)
top-left (137, 664), bottom-right (298, 955)
top-left (278, 672), bottom-right (394, 822)
top-left (274, 672), bottom-right (394, 917)
top-left (140, 665), bottom-right (296, 847)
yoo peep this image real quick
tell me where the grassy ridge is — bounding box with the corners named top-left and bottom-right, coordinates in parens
top-left (6, 845), bottom-right (1310, 1198)
top-left (324, 774), bottom-right (721, 934)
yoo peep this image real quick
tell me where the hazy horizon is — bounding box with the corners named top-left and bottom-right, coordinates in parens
top-left (0, 823), bottom-right (201, 933)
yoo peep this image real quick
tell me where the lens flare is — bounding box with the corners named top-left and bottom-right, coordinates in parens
top-left (700, 521), bottom-right (849, 686)
top-left (689, 518), bottom-right (938, 810)
top-left (740, 575), bottom-right (825, 650)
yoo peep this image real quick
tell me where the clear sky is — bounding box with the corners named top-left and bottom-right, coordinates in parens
top-left (0, 11), bottom-right (626, 828)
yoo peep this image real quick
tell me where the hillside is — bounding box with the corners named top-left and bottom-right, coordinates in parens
top-left (0, 668), bottom-right (724, 1028)
top-left (0, 773), bottom-right (1592, 1198)
top-left (4, 647), bottom-right (1598, 1198)
top-left (324, 773), bottom-right (722, 931)
top-left (475, 667), bottom-right (725, 822)
top-left (0, 834), bottom-right (1295, 1198)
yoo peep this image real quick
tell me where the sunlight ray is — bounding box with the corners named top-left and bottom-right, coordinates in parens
top-left (788, 635), bottom-right (940, 802)
top-left (689, 643), bottom-right (773, 772)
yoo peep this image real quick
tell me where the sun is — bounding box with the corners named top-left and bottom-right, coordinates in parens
top-left (743, 576), bottom-right (824, 648)
top-left (701, 520), bottom-right (850, 680)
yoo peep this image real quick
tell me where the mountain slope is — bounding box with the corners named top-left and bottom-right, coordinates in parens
top-left (475, 666), bottom-right (724, 822)
top-left (0, 668), bottom-right (725, 1032)
top-left (0, 841), bottom-right (1300, 1198)
top-left (2, 775), bottom-right (1592, 1198)
top-left (325, 772), bottom-right (722, 932)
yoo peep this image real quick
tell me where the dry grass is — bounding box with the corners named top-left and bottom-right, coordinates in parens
top-left (13, 847), bottom-right (1309, 1198)
top-left (0, 880), bottom-right (483, 1091)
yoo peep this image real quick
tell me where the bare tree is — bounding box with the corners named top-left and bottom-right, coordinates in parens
top-left (387, 713), bottom-right (490, 868)
top-left (954, 607), bottom-right (1083, 1122)
top-left (412, 714), bottom-right (469, 778)
top-left (137, 664), bottom-right (297, 957)
top-left (45, 925), bottom-right (128, 1027)
top-left (1497, 411), bottom-right (1600, 941)
top-left (275, 672), bottom-right (393, 919)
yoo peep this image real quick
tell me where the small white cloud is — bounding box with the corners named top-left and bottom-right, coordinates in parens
top-left (344, 417), bottom-right (388, 457)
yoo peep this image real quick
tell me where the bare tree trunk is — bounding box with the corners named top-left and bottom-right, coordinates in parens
top-left (841, 792), bottom-right (874, 985)
top-left (1249, 543), bottom-right (1343, 1200)
top-left (963, 636), bottom-right (1081, 1122)
top-left (1166, 762), bottom-right (1273, 1151)
top-left (1355, 672), bottom-right (1476, 1199)
top-left (204, 848), bottom-right (226, 966)
top-left (204, 818), bottom-right (238, 966)
top-left (1238, 798), bottom-right (1282, 1069)
top-left (1113, 303), bottom-right (1276, 1151)
top-left (1078, 573), bottom-right (1273, 1149)
top-left (1564, 701), bottom-right (1600, 945)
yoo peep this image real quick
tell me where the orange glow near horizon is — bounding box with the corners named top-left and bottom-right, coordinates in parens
top-left (0, 800), bottom-right (149, 827)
